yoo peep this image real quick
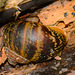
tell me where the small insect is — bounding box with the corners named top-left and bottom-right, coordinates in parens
top-left (0, 21), bottom-right (67, 65)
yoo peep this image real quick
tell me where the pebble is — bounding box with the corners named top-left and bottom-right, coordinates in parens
top-left (59, 68), bottom-right (68, 74)
top-left (55, 62), bottom-right (60, 67)
top-left (50, 66), bottom-right (57, 70)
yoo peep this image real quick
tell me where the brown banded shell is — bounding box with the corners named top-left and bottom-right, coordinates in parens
top-left (2, 21), bottom-right (67, 65)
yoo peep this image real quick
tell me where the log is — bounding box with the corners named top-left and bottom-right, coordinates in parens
top-left (0, 0), bottom-right (56, 27)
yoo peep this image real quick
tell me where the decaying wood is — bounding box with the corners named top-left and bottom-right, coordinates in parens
top-left (0, 0), bottom-right (56, 26)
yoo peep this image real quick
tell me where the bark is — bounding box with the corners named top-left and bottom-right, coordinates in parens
top-left (0, 0), bottom-right (56, 27)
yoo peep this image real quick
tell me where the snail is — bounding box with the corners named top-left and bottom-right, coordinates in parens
top-left (0, 21), bottom-right (67, 65)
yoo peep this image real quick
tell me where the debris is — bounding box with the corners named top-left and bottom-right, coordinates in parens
top-left (38, 0), bottom-right (75, 25)
top-left (0, 47), bottom-right (7, 65)
top-left (67, 70), bottom-right (75, 75)
top-left (50, 66), bottom-right (57, 70)
top-left (59, 68), bottom-right (68, 74)
top-left (54, 56), bottom-right (61, 60)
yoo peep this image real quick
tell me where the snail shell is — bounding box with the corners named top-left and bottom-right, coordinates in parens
top-left (2, 21), bottom-right (67, 65)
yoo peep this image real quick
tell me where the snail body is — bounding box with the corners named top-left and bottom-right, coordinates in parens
top-left (1, 21), bottom-right (67, 65)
